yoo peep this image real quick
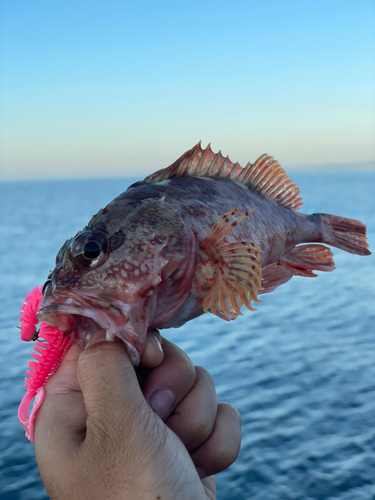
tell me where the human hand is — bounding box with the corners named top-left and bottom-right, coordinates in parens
top-left (34, 330), bottom-right (241, 500)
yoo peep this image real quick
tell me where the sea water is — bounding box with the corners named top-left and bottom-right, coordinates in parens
top-left (0, 172), bottom-right (374, 500)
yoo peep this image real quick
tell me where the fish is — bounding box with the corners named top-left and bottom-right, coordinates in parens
top-left (37, 143), bottom-right (371, 365)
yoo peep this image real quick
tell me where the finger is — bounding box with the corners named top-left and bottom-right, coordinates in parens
top-left (77, 329), bottom-right (149, 443)
top-left (139, 329), bottom-right (164, 368)
top-left (165, 366), bottom-right (217, 452)
top-left (142, 337), bottom-right (196, 421)
top-left (34, 343), bottom-right (86, 456)
top-left (201, 476), bottom-right (216, 500)
top-left (43, 342), bottom-right (83, 393)
top-left (36, 329), bottom-right (162, 449)
top-left (190, 403), bottom-right (241, 478)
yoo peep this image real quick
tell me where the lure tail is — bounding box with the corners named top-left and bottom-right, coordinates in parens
top-left (18, 287), bottom-right (73, 443)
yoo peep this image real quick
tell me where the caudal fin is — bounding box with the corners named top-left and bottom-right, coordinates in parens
top-left (260, 214), bottom-right (370, 296)
top-left (321, 214), bottom-right (371, 256)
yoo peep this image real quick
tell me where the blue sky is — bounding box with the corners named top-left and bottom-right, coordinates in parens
top-left (1, 0), bottom-right (374, 180)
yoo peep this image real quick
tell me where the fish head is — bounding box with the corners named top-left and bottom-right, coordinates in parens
top-left (37, 197), bottom-right (196, 364)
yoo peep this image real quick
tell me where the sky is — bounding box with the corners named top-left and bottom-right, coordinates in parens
top-left (1, 0), bottom-right (374, 180)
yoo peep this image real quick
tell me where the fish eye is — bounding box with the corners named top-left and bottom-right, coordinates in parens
top-left (83, 241), bottom-right (101, 260)
top-left (70, 231), bottom-right (109, 269)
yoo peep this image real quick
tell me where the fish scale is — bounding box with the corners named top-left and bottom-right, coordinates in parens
top-left (126, 176), bottom-right (316, 265)
top-left (34, 143), bottom-right (370, 366)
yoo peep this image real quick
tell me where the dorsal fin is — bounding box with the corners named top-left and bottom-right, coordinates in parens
top-left (143, 142), bottom-right (303, 211)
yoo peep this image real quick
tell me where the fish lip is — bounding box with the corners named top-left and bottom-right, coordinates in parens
top-left (37, 290), bottom-right (148, 366)
top-left (37, 298), bottom-right (140, 365)
top-left (38, 302), bottom-right (116, 322)
top-left (37, 289), bottom-right (123, 317)
top-left (36, 293), bottom-right (127, 344)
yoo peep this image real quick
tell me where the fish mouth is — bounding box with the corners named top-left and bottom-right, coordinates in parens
top-left (36, 291), bottom-right (140, 365)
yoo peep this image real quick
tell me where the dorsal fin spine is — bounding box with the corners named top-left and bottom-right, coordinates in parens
top-left (197, 147), bottom-right (209, 173)
top-left (238, 162), bottom-right (253, 183)
top-left (228, 164), bottom-right (237, 178)
top-left (247, 166), bottom-right (266, 186)
top-left (143, 143), bottom-right (303, 211)
top-left (264, 171), bottom-right (285, 192)
top-left (241, 166), bottom-right (256, 184)
top-left (267, 171), bottom-right (285, 186)
top-left (232, 162), bottom-right (242, 178)
top-left (280, 182), bottom-right (296, 195)
top-left (279, 183), bottom-right (295, 197)
top-left (253, 154), bottom-right (268, 169)
top-left (260, 166), bottom-right (280, 186)
top-left (250, 158), bottom-right (271, 182)
top-left (263, 176), bottom-right (281, 193)
top-left (267, 163), bottom-right (282, 178)
top-left (208, 156), bottom-right (219, 175)
top-left (279, 190), bottom-right (296, 204)
top-left (253, 154), bottom-right (268, 177)
top-left (259, 162), bottom-right (284, 190)
top-left (217, 155), bottom-right (227, 176)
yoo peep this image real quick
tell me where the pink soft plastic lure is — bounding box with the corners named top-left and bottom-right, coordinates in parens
top-left (18, 286), bottom-right (73, 443)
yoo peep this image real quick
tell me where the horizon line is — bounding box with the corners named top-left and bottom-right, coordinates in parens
top-left (1, 159), bottom-right (374, 183)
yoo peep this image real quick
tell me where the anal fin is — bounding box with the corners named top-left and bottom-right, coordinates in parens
top-left (260, 244), bottom-right (335, 295)
top-left (282, 244), bottom-right (335, 277)
top-left (199, 209), bottom-right (262, 320)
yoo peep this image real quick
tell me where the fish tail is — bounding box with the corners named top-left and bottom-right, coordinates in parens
top-left (319, 213), bottom-right (371, 256)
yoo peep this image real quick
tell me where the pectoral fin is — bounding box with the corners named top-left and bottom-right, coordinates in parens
top-left (199, 209), bottom-right (262, 320)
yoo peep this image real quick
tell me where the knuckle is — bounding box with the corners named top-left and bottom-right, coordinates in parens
top-left (194, 365), bottom-right (213, 383)
top-left (80, 342), bottom-right (125, 366)
top-left (176, 348), bottom-right (195, 375)
top-left (215, 442), bottom-right (239, 470)
top-left (78, 344), bottom-right (126, 382)
top-left (194, 366), bottom-right (216, 395)
top-left (209, 403), bottom-right (242, 471)
top-left (191, 417), bottom-right (214, 444)
top-left (219, 402), bottom-right (242, 427)
top-left (173, 355), bottom-right (196, 390)
top-left (165, 339), bottom-right (195, 370)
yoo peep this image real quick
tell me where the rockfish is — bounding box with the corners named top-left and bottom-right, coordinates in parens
top-left (38, 143), bottom-right (371, 364)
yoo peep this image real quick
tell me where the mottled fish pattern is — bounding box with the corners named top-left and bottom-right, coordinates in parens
top-left (38, 143), bottom-right (371, 364)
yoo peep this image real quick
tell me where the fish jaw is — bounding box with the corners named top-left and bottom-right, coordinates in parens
top-left (36, 289), bottom-right (154, 365)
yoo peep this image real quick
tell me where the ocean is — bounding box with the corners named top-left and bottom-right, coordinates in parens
top-left (0, 171), bottom-right (374, 500)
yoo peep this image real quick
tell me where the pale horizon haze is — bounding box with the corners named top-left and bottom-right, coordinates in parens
top-left (1, 0), bottom-right (375, 181)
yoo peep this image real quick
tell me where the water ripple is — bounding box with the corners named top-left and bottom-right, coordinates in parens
top-left (0, 173), bottom-right (374, 499)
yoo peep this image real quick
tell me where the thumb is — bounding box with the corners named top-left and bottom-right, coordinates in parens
top-left (77, 329), bottom-right (149, 443)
